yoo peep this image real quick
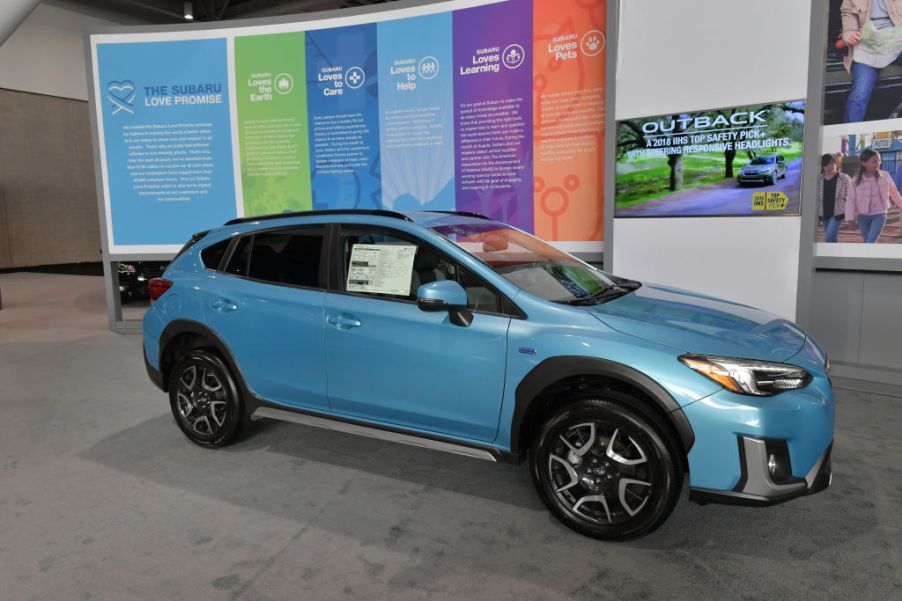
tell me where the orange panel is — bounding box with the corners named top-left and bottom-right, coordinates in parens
top-left (532, 0), bottom-right (606, 241)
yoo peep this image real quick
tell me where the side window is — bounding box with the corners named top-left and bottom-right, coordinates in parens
top-left (200, 239), bottom-right (230, 271)
top-left (226, 235), bottom-right (252, 276)
top-left (247, 229), bottom-right (324, 288)
top-left (458, 267), bottom-right (503, 313)
top-left (341, 228), bottom-right (504, 312)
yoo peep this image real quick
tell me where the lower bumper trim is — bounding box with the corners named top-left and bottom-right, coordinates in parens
top-left (690, 440), bottom-right (832, 507)
top-left (144, 348), bottom-right (165, 392)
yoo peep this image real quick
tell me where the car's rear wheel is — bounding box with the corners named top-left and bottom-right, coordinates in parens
top-left (169, 349), bottom-right (245, 447)
top-left (529, 394), bottom-right (682, 540)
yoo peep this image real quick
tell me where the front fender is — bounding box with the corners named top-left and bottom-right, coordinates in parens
top-left (497, 310), bottom-right (721, 454)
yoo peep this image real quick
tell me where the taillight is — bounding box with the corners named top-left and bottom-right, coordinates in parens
top-left (148, 278), bottom-right (173, 301)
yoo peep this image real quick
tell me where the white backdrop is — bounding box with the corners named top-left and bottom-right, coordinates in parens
top-left (612, 0), bottom-right (812, 320)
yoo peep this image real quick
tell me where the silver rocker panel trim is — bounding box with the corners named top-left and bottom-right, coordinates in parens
top-left (251, 406), bottom-right (498, 462)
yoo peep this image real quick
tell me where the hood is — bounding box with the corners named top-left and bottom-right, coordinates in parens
top-left (587, 283), bottom-right (807, 362)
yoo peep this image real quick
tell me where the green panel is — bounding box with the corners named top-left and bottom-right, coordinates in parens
top-left (235, 32), bottom-right (311, 216)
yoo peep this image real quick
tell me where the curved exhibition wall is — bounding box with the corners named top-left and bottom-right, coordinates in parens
top-left (87, 0), bottom-right (607, 255)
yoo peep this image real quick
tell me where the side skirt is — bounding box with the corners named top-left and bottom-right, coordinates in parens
top-left (251, 405), bottom-right (503, 463)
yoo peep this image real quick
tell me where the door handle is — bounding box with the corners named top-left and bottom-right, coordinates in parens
top-left (327, 314), bottom-right (362, 329)
top-left (212, 298), bottom-right (238, 313)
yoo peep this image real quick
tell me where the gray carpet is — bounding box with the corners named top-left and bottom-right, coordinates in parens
top-left (1, 272), bottom-right (900, 601)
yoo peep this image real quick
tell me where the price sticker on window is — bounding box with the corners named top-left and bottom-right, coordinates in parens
top-left (347, 244), bottom-right (417, 296)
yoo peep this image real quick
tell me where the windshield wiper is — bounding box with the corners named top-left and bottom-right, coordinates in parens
top-left (616, 279), bottom-right (642, 291)
top-left (563, 289), bottom-right (624, 306)
top-left (563, 282), bottom-right (641, 306)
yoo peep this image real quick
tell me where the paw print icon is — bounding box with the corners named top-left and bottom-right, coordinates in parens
top-left (581, 30), bottom-right (605, 56)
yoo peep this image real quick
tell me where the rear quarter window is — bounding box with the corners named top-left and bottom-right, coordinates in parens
top-left (200, 239), bottom-right (231, 270)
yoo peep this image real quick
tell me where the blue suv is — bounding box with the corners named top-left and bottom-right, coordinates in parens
top-left (143, 210), bottom-right (833, 540)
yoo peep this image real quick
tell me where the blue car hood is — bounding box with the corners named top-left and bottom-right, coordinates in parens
top-left (587, 283), bottom-right (807, 362)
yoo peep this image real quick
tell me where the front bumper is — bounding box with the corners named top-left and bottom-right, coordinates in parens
top-left (681, 371), bottom-right (834, 506)
top-left (737, 172), bottom-right (774, 183)
top-left (689, 437), bottom-right (832, 506)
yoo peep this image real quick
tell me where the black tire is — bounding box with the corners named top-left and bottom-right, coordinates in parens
top-left (529, 393), bottom-right (682, 540)
top-left (168, 349), bottom-right (246, 447)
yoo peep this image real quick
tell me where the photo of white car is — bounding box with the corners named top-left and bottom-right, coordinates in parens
top-left (737, 153), bottom-right (788, 185)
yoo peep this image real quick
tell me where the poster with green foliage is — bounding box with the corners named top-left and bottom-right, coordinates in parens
top-left (615, 101), bottom-right (805, 217)
top-left (235, 32), bottom-right (311, 216)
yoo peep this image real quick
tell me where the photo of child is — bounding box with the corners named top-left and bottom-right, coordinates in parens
top-left (817, 130), bottom-right (902, 244)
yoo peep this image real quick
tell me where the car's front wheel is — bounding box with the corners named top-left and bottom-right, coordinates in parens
top-left (169, 349), bottom-right (245, 447)
top-left (529, 395), bottom-right (682, 540)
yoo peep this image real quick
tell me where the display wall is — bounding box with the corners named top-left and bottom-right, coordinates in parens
top-left (88, 0), bottom-right (607, 256)
top-left (610, 0), bottom-right (815, 321)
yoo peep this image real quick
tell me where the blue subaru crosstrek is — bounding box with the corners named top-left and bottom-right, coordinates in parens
top-left (143, 209), bottom-right (833, 540)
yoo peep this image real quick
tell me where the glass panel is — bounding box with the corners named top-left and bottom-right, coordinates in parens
top-left (431, 222), bottom-right (622, 304)
top-left (226, 236), bottom-right (252, 276)
top-left (248, 231), bottom-right (324, 287)
top-left (200, 239), bottom-right (230, 270)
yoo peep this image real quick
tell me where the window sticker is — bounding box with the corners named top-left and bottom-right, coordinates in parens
top-left (346, 244), bottom-right (417, 296)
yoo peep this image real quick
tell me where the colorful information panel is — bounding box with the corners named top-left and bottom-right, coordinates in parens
top-left (90, 0), bottom-right (607, 254)
top-left (95, 39), bottom-right (237, 246)
top-left (235, 32), bottom-right (311, 216)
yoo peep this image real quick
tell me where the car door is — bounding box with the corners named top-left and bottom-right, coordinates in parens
top-left (202, 226), bottom-right (330, 411)
top-left (323, 225), bottom-right (511, 443)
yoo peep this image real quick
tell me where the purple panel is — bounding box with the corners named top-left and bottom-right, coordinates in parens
top-left (453, 0), bottom-right (534, 231)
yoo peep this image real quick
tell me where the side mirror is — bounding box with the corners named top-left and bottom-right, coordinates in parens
top-left (416, 280), bottom-right (473, 327)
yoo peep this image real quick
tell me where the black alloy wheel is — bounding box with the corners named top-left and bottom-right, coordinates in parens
top-left (169, 350), bottom-right (245, 447)
top-left (530, 394), bottom-right (682, 540)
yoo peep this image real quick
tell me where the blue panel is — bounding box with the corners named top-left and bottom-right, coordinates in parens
top-left (96, 39), bottom-right (236, 246)
top-left (377, 13), bottom-right (455, 211)
top-left (305, 25), bottom-right (381, 210)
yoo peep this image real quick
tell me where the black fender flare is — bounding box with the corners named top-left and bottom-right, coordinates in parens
top-left (511, 356), bottom-right (695, 455)
top-left (158, 319), bottom-right (257, 410)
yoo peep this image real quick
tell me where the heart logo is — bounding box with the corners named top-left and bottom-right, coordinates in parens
top-left (107, 80), bottom-right (135, 114)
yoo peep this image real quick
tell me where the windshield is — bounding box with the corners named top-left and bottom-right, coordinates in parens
top-left (749, 156), bottom-right (774, 165)
top-left (430, 221), bottom-right (635, 304)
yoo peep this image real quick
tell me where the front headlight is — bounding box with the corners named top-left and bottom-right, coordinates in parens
top-left (679, 354), bottom-right (812, 396)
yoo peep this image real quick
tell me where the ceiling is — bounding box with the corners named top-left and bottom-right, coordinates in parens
top-left (63, 0), bottom-right (400, 24)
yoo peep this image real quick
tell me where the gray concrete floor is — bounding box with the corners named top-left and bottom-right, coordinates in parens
top-left (1, 272), bottom-right (901, 601)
